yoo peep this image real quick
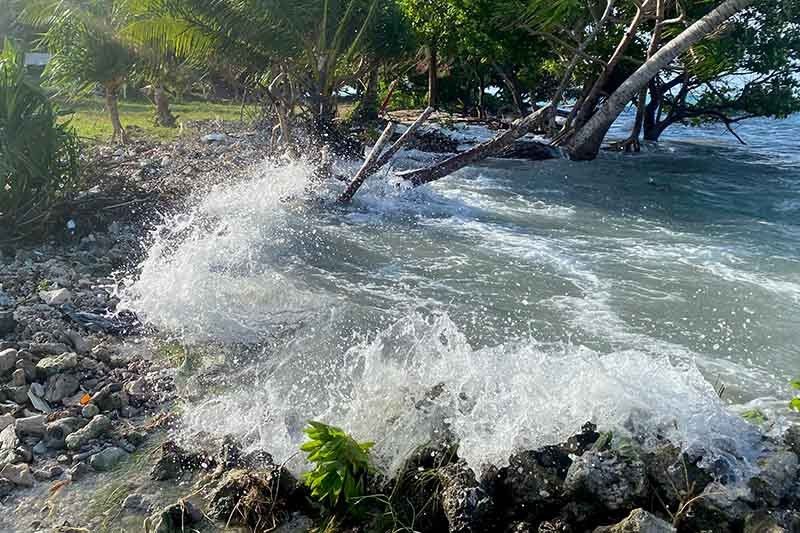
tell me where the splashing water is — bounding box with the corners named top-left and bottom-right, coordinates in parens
top-left (123, 121), bottom-right (800, 477)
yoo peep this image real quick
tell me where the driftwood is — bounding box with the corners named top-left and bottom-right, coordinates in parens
top-left (338, 107), bottom-right (434, 203)
top-left (397, 104), bottom-right (553, 188)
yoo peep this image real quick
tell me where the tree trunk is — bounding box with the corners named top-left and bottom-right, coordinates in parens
top-left (427, 43), bottom-right (439, 109)
top-left (354, 65), bottom-right (379, 122)
top-left (154, 85), bottom-right (176, 128)
top-left (572, 1), bottom-right (649, 131)
top-left (568, 0), bottom-right (755, 160)
top-left (495, 64), bottom-right (524, 117)
top-left (398, 104), bottom-right (553, 188)
top-left (626, 0), bottom-right (665, 150)
top-left (105, 84), bottom-right (128, 144)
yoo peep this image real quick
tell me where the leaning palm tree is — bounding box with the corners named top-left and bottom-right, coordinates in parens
top-left (25, 0), bottom-right (135, 143)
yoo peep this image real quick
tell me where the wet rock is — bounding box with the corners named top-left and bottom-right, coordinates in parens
top-left (145, 500), bottom-right (203, 533)
top-left (89, 446), bottom-right (129, 471)
top-left (498, 447), bottom-right (571, 521)
top-left (15, 414), bottom-right (46, 437)
top-left (81, 403), bottom-right (100, 418)
top-left (748, 449), bottom-right (799, 506)
top-left (593, 508), bottom-right (675, 533)
top-left (90, 382), bottom-right (124, 412)
top-left (564, 447), bottom-right (648, 511)
top-left (438, 461), bottom-right (493, 533)
top-left (743, 510), bottom-right (800, 533)
top-left (0, 463), bottom-right (34, 487)
top-left (785, 426), bottom-right (800, 456)
top-left (65, 414), bottom-right (111, 450)
top-left (36, 353), bottom-right (78, 376)
top-left (0, 348), bottom-right (17, 375)
top-left (45, 373), bottom-right (80, 403)
top-left (151, 440), bottom-right (211, 481)
top-left (39, 288), bottom-right (72, 306)
top-left (208, 467), bottom-right (297, 528)
top-left (537, 518), bottom-right (573, 532)
top-left (683, 482), bottom-right (751, 532)
top-left (641, 443), bottom-right (712, 508)
top-left (65, 330), bottom-right (89, 354)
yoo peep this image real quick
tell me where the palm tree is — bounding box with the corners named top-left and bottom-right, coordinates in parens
top-left (567, 0), bottom-right (756, 159)
top-left (25, 0), bottom-right (136, 143)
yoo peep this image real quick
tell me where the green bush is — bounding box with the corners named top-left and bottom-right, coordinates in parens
top-left (791, 378), bottom-right (800, 412)
top-left (0, 39), bottom-right (81, 240)
top-left (300, 421), bottom-right (374, 514)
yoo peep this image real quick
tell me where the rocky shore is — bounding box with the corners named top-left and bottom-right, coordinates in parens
top-left (1, 124), bottom-right (799, 532)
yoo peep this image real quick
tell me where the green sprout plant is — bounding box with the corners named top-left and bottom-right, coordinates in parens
top-left (300, 421), bottom-right (374, 514)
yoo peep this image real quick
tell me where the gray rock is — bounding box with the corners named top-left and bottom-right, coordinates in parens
top-left (564, 448), bottom-right (648, 511)
top-left (65, 331), bottom-right (89, 354)
top-left (784, 426), bottom-right (800, 457)
top-left (81, 403), bottom-right (100, 418)
top-left (29, 342), bottom-right (71, 355)
top-left (122, 493), bottom-right (153, 514)
top-left (65, 414), bottom-right (111, 450)
top-left (68, 461), bottom-right (92, 481)
top-left (5, 384), bottom-right (28, 403)
top-left (0, 424), bottom-right (18, 466)
top-left (89, 446), bottom-right (129, 471)
top-left (0, 463), bottom-right (34, 487)
top-left (0, 348), bottom-right (17, 374)
top-left (145, 500), bottom-right (202, 533)
top-left (594, 508), bottom-right (675, 533)
top-left (45, 373), bottom-right (80, 403)
top-left (0, 415), bottom-right (13, 432)
top-left (685, 481), bottom-right (752, 532)
top-left (201, 133), bottom-right (227, 144)
top-left (45, 418), bottom-right (84, 449)
top-left (36, 353), bottom-right (78, 376)
top-left (744, 510), bottom-right (800, 533)
top-left (27, 389), bottom-right (52, 414)
top-left (15, 415), bottom-right (46, 437)
top-left (501, 447), bottom-right (570, 518)
top-left (11, 369), bottom-right (25, 386)
top-left (0, 311), bottom-right (15, 337)
top-left (438, 461), bottom-right (493, 533)
top-left (32, 440), bottom-right (47, 455)
top-left (39, 288), bottom-right (72, 306)
top-left (0, 477), bottom-right (12, 497)
top-left (748, 449), bottom-right (799, 506)
top-left (29, 381), bottom-right (45, 398)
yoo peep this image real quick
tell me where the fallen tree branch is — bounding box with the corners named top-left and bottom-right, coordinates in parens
top-left (397, 104), bottom-right (553, 188)
top-left (338, 107), bottom-right (434, 203)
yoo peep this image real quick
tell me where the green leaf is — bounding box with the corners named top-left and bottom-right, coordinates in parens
top-left (790, 378), bottom-right (800, 391)
top-left (790, 398), bottom-right (800, 412)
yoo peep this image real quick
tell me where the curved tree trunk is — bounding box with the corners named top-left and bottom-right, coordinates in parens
top-left (105, 84), bottom-right (128, 145)
top-left (568, 0), bottom-right (755, 160)
top-left (427, 42), bottom-right (439, 109)
top-left (571, 1), bottom-right (649, 131)
top-left (154, 85), bottom-right (176, 128)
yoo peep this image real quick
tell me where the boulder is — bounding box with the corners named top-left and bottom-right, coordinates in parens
top-left (743, 510), bottom-right (800, 533)
top-left (45, 373), bottom-right (80, 403)
top-left (89, 446), bottom-right (129, 471)
top-left (65, 414), bottom-right (111, 450)
top-left (36, 353), bottom-right (78, 376)
top-left (145, 500), bottom-right (203, 533)
top-left (748, 449), bottom-right (799, 506)
top-left (208, 467), bottom-right (297, 528)
top-left (564, 447), bottom-right (648, 511)
top-left (0, 463), bottom-right (34, 487)
top-left (0, 348), bottom-right (17, 375)
top-left (438, 461), bottom-right (493, 533)
top-left (15, 415), bottom-right (46, 437)
top-left (39, 288), bottom-right (72, 306)
top-left (150, 440), bottom-right (211, 481)
top-left (594, 508), bottom-right (675, 533)
top-left (641, 443), bottom-right (712, 509)
top-left (498, 446), bottom-right (571, 520)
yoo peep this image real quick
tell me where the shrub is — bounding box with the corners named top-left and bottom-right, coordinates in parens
top-left (791, 378), bottom-right (800, 412)
top-left (0, 39), bottom-right (81, 241)
top-left (300, 420), bottom-right (374, 514)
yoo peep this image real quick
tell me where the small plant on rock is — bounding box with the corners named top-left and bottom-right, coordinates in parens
top-left (790, 378), bottom-right (800, 412)
top-left (301, 421), bottom-right (374, 514)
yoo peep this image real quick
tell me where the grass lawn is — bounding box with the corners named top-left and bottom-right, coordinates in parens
top-left (61, 97), bottom-right (246, 143)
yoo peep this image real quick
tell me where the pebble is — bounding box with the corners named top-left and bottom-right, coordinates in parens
top-left (81, 404), bottom-right (100, 419)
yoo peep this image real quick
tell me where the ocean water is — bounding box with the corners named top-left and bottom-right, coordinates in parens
top-left (122, 113), bottom-right (799, 476)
